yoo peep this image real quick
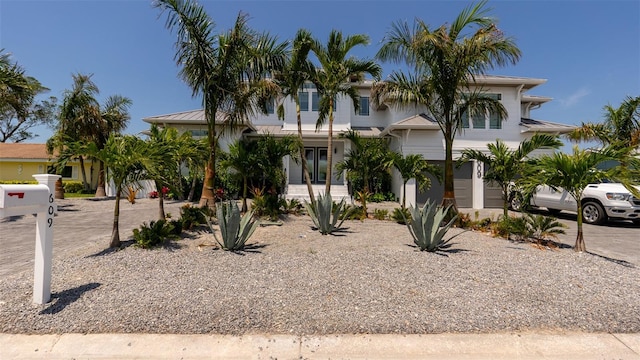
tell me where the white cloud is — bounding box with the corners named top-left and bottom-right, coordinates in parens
top-left (559, 87), bottom-right (591, 108)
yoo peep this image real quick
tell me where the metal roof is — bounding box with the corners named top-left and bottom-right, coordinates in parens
top-left (519, 118), bottom-right (576, 133)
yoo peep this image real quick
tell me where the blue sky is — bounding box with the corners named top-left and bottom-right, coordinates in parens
top-left (1, 0), bottom-right (638, 144)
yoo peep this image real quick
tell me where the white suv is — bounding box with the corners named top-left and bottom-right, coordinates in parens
top-left (511, 182), bottom-right (640, 225)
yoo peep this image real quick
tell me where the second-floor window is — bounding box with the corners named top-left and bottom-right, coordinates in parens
top-left (460, 93), bottom-right (503, 129)
top-left (299, 91), bottom-right (309, 111)
top-left (265, 99), bottom-right (275, 114)
top-left (359, 97), bottom-right (370, 116)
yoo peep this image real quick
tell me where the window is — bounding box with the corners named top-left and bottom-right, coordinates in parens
top-left (488, 93), bottom-right (502, 129)
top-left (266, 99), bottom-right (275, 114)
top-left (48, 165), bottom-right (73, 178)
top-left (359, 97), bottom-right (370, 116)
top-left (472, 113), bottom-right (485, 129)
top-left (461, 111), bottom-right (470, 128)
top-left (311, 92), bottom-right (320, 111)
top-left (299, 91), bottom-right (309, 111)
top-left (190, 129), bottom-right (208, 137)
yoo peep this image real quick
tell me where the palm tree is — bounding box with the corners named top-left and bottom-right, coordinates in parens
top-left (373, 0), bottom-right (521, 214)
top-left (220, 139), bottom-right (254, 212)
top-left (48, 73), bottom-right (101, 197)
top-left (335, 129), bottom-right (393, 195)
top-left (392, 153), bottom-right (441, 209)
top-left (58, 135), bottom-right (156, 248)
top-left (567, 96), bottom-right (640, 149)
top-left (275, 28), bottom-right (316, 203)
top-left (310, 30), bottom-right (382, 194)
top-left (155, 0), bottom-right (287, 209)
top-left (459, 133), bottom-right (562, 217)
top-left (94, 95), bottom-right (132, 197)
top-left (144, 124), bottom-right (181, 220)
top-left (520, 145), bottom-right (639, 252)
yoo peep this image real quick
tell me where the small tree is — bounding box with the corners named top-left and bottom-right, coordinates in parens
top-left (459, 133), bottom-right (562, 217)
top-left (392, 153), bottom-right (441, 209)
top-left (336, 129), bottom-right (393, 195)
top-left (521, 145), bottom-right (639, 252)
top-left (58, 135), bottom-right (157, 248)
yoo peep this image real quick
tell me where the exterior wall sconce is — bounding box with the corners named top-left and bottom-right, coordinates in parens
top-left (334, 147), bottom-right (337, 154)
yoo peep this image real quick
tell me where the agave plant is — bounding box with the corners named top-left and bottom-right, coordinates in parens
top-left (304, 192), bottom-right (352, 235)
top-left (206, 201), bottom-right (258, 251)
top-left (405, 199), bottom-right (459, 252)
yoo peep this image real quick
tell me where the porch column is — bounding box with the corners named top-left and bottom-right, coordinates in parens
top-left (472, 160), bottom-right (484, 209)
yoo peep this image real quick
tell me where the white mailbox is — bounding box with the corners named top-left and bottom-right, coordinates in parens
top-left (0, 184), bottom-right (50, 217)
top-left (0, 174), bottom-right (60, 304)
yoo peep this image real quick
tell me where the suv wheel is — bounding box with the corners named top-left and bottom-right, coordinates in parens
top-left (582, 201), bottom-right (606, 225)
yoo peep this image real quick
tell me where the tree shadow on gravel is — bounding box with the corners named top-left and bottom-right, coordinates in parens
top-left (405, 242), bottom-right (471, 256)
top-left (587, 251), bottom-right (636, 268)
top-left (215, 243), bottom-right (269, 255)
top-left (57, 204), bottom-right (79, 212)
top-left (0, 215), bottom-right (24, 222)
top-left (39, 282), bottom-right (101, 315)
top-left (85, 240), bottom-right (135, 258)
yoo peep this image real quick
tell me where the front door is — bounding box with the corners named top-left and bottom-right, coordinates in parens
top-left (304, 147), bottom-right (328, 184)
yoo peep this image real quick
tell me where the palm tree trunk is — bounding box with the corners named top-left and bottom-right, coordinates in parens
top-left (298, 105), bottom-right (315, 204)
top-left (157, 181), bottom-right (166, 221)
top-left (402, 181), bottom-right (407, 209)
top-left (95, 160), bottom-right (107, 197)
top-left (442, 134), bottom-right (458, 215)
top-left (79, 155), bottom-right (89, 191)
top-left (325, 107), bottom-right (334, 195)
top-left (54, 177), bottom-right (65, 199)
top-left (502, 184), bottom-right (509, 219)
top-left (199, 146), bottom-right (216, 210)
top-left (110, 188), bottom-right (121, 248)
top-left (574, 204), bottom-right (586, 252)
top-left (187, 175), bottom-right (197, 202)
top-left (241, 176), bottom-right (248, 213)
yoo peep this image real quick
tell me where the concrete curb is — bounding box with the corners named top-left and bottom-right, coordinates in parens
top-left (1, 333), bottom-right (639, 359)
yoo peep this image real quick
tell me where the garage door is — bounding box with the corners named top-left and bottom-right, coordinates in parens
top-left (417, 161), bottom-right (472, 208)
top-left (483, 165), bottom-right (504, 208)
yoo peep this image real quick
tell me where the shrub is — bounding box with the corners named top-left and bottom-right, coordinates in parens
top-left (524, 213), bottom-right (567, 243)
top-left (180, 204), bottom-right (207, 230)
top-left (391, 207), bottom-right (411, 224)
top-left (304, 193), bottom-right (352, 235)
top-left (370, 193), bottom-right (386, 203)
top-left (492, 216), bottom-right (530, 241)
top-left (343, 205), bottom-right (366, 220)
top-left (251, 187), bottom-right (284, 221)
top-left (63, 181), bottom-right (84, 194)
top-left (282, 198), bottom-right (304, 215)
top-left (373, 208), bottom-right (389, 220)
top-left (169, 219), bottom-right (183, 236)
top-left (133, 220), bottom-right (177, 249)
top-left (405, 200), bottom-right (459, 252)
top-left (207, 201), bottom-right (258, 251)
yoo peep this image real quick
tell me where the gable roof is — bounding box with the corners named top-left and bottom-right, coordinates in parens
top-left (0, 143), bottom-right (54, 160)
top-left (519, 118), bottom-right (576, 133)
top-left (380, 113), bottom-right (440, 136)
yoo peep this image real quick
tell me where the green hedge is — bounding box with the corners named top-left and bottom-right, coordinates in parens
top-left (0, 180), bottom-right (38, 184)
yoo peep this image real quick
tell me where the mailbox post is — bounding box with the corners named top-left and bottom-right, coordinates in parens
top-left (0, 174), bottom-right (60, 304)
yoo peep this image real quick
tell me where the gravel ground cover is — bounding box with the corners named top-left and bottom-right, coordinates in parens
top-left (1, 214), bottom-right (638, 335)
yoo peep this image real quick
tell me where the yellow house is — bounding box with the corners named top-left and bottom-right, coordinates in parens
top-left (0, 143), bottom-right (96, 185)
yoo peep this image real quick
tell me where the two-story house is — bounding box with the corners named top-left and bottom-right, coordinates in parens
top-left (143, 74), bottom-right (575, 209)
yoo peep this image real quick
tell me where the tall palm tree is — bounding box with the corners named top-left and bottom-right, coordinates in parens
top-left (310, 30), bottom-right (382, 194)
top-left (392, 153), bottom-right (441, 209)
top-left (520, 145), bottom-right (639, 252)
top-left (567, 96), bottom-right (640, 149)
top-left (50, 73), bottom-right (101, 195)
top-left (275, 28), bottom-right (316, 203)
top-left (459, 133), bottom-right (562, 217)
top-left (373, 0), bottom-right (521, 214)
top-left (155, 0), bottom-right (287, 209)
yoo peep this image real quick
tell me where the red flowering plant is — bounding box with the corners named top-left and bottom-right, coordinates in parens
top-left (214, 188), bottom-right (225, 202)
top-left (148, 190), bottom-right (159, 198)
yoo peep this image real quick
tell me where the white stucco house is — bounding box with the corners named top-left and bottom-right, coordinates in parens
top-left (143, 74), bottom-right (575, 209)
